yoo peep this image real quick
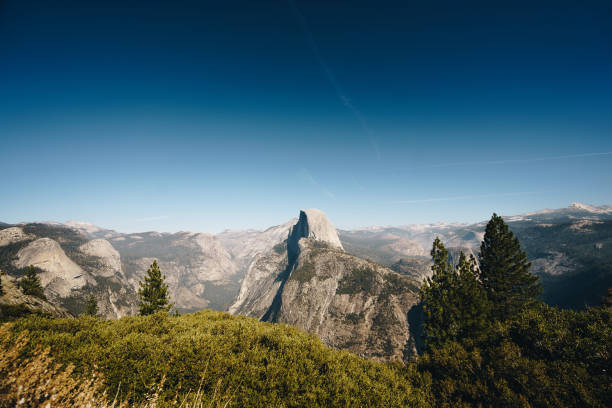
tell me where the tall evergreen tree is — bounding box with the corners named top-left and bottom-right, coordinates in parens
top-left (138, 260), bottom-right (173, 316)
top-left (422, 238), bottom-right (491, 349)
top-left (0, 271), bottom-right (4, 296)
top-left (84, 294), bottom-right (98, 316)
top-left (420, 238), bottom-right (458, 349)
top-left (479, 214), bottom-right (540, 321)
top-left (453, 252), bottom-right (490, 344)
top-left (20, 265), bottom-right (46, 300)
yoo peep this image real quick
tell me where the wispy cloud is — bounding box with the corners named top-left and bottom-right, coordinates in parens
top-left (390, 191), bottom-right (540, 204)
top-left (298, 168), bottom-right (336, 200)
top-left (421, 151), bottom-right (612, 169)
top-left (287, 0), bottom-right (381, 161)
top-left (133, 215), bottom-right (169, 222)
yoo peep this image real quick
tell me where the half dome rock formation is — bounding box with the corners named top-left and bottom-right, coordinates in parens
top-left (231, 208), bottom-right (343, 315)
top-left (14, 238), bottom-right (87, 297)
top-left (288, 209), bottom-right (343, 254)
top-left (230, 209), bottom-right (421, 363)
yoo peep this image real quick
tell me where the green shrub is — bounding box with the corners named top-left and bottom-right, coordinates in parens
top-left (0, 304), bottom-right (49, 322)
top-left (3, 310), bottom-right (430, 407)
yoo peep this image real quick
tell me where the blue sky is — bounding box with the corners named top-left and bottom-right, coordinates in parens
top-left (1, 0), bottom-right (611, 232)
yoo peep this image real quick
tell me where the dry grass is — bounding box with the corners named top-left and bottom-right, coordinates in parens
top-left (0, 328), bottom-right (111, 407)
top-left (0, 325), bottom-right (233, 408)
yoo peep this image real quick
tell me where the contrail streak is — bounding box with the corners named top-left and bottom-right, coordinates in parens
top-left (287, 0), bottom-right (379, 158)
top-left (298, 168), bottom-right (336, 200)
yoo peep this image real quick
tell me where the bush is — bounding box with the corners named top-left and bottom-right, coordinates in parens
top-left (417, 304), bottom-right (612, 408)
top-left (0, 304), bottom-right (49, 322)
top-left (2, 310), bottom-right (430, 407)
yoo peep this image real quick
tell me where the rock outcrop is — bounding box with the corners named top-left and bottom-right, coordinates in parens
top-left (230, 209), bottom-right (421, 363)
top-left (0, 227), bottom-right (34, 247)
top-left (113, 231), bottom-right (240, 311)
top-left (217, 219), bottom-right (296, 271)
top-left (288, 209), bottom-right (343, 256)
top-left (0, 224), bottom-right (137, 318)
top-left (79, 239), bottom-right (124, 278)
top-left (14, 238), bottom-right (87, 297)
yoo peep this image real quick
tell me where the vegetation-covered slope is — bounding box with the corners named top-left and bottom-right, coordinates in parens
top-left (1, 310), bottom-right (430, 407)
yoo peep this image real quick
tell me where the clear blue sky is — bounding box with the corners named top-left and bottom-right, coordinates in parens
top-left (1, 0), bottom-right (611, 232)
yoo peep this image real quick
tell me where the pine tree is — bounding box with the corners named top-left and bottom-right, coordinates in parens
top-left (420, 238), bottom-right (458, 349)
top-left (454, 252), bottom-right (490, 344)
top-left (0, 271), bottom-right (4, 296)
top-left (20, 265), bottom-right (46, 300)
top-left (138, 260), bottom-right (173, 316)
top-left (421, 237), bottom-right (492, 349)
top-left (479, 213), bottom-right (540, 321)
top-left (84, 294), bottom-right (98, 316)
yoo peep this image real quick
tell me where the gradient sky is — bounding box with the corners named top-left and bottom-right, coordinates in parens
top-left (1, 0), bottom-right (611, 232)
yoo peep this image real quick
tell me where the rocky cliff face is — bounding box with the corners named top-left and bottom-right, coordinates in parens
top-left (277, 240), bottom-right (421, 362)
top-left (100, 221), bottom-right (297, 313)
top-left (288, 209), bottom-right (343, 255)
top-left (231, 208), bottom-right (343, 315)
top-left (110, 231), bottom-right (241, 312)
top-left (14, 238), bottom-right (87, 297)
top-left (78, 239), bottom-right (124, 278)
top-left (217, 219), bottom-right (295, 271)
top-left (230, 209), bottom-right (421, 363)
top-left (0, 227), bottom-right (34, 247)
top-left (0, 219), bottom-right (294, 317)
top-left (0, 224), bottom-right (137, 318)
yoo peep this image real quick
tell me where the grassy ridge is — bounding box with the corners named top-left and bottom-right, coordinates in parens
top-left (2, 310), bottom-right (430, 407)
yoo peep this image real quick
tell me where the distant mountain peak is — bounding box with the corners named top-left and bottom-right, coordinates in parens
top-left (568, 202), bottom-right (611, 213)
top-left (64, 221), bottom-right (103, 234)
top-left (288, 209), bottom-right (343, 252)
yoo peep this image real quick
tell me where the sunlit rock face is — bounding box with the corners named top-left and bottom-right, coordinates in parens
top-left (15, 238), bottom-right (87, 297)
top-left (230, 209), bottom-right (421, 363)
top-left (288, 209), bottom-right (343, 251)
top-left (79, 239), bottom-right (123, 278)
top-left (0, 227), bottom-right (34, 247)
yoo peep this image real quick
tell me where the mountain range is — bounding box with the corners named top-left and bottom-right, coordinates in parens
top-left (1, 202), bottom-right (611, 361)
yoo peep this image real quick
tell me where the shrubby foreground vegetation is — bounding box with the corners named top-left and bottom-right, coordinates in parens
top-left (0, 214), bottom-right (610, 407)
top-left (0, 311), bottom-right (429, 407)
